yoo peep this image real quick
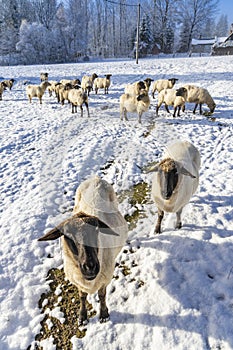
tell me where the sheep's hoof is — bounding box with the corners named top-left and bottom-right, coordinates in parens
top-left (154, 227), bottom-right (161, 234)
top-left (78, 318), bottom-right (89, 326)
top-left (99, 316), bottom-right (110, 323)
top-left (175, 222), bottom-right (182, 229)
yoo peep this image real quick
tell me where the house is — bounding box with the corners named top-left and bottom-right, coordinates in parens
top-left (211, 30), bottom-right (233, 56)
top-left (190, 36), bottom-right (227, 55)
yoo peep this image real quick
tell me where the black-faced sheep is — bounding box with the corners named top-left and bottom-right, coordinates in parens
top-left (124, 78), bottom-right (154, 96)
top-left (60, 78), bottom-right (81, 86)
top-left (81, 73), bottom-right (98, 96)
top-left (2, 79), bottom-right (15, 90)
top-left (40, 72), bottom-right (48, 82)
top-left (120, 90), bottom-right (150, 123)
top-left (68, 88), bottom-right (90, 116)
top-left (38, 175), bottom-right (128, 324)
top-left (178, 84), bottom-right (216, 114)
top-left (93, 74), bottom-right (112, 94)
top-left (26, 81), bottom-right (51, 104)
top-left (0, 82), bottom-right (8, 100)
top-left (156, 87), bottom-right (188, 117)
top-left (150, 140), bottom-right (200, 233)
top-left (152, 78), bottom-right (179, 98)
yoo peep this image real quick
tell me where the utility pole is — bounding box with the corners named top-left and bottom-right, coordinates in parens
top-left (135, 2), bottom-right (140, 64)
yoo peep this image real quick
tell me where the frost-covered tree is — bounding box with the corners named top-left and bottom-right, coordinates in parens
top-left (33, 0), bottom-right (58, 30)
top-left (138, 14), bottom-right (153, 56)
top-left (215, 14), bottom-right (229, 36)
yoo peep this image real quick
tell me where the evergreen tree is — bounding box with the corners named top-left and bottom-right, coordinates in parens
top-left (138, 15), bottom-right (153, 56)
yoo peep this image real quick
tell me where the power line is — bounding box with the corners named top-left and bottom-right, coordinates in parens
top-left (104, 0), bottom-right (139, 8)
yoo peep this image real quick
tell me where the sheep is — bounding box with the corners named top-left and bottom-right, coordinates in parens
top-left (38, 175), bottom-right (128, 324)
top-left (47, 80), bottom-right (58, 97)
top-left (26, 81), bottom-right (51, 104)
top-left (1, 78), bottom-right (15, 90)
top-left (124, 78), bottom-right (154, 96)
top-left (68, 88), bottom-right (90, 116)
top-left (58, 83), bottom-right (75, 105)
top-left (93, 74), bottom-right (112, 94)
top-left (60, 78), bottom-right (81, 86)
top-left (0, 82), bottom-right (7, 100)
top-left (156, 87), bottom-right (188, 118)
top-left (40, 72), bottom-right (48, 82)
top-left (178, 84), bottom-right (216, 114)
top-left (149, 140), bottom-right (201, 233)
top-left (152, 78), bottom-right (179, 98)
top-left (81, 73), bottom-right (98, 96)
top-left (120, 90), bottom-right (150, 123)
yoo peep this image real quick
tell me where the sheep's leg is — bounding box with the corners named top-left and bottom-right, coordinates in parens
top-left (193, 103), bottom-right (198, 114)
top-left (79, 291), bottom-right (88, 325)
top-left (156, 104), bottom-right (161, 116)
top-left (98, 286), bottom-right (109, 323)
top-left (164, 104), bottom-right (170, 114)
top-left (80, 105), bottom-right (83, 117)
top-left (71, 103), bottom-right (75, 113)
top-left (175, 208), bottom-right (183, 229)
top-left (138, 112), bottom-right (142, 123)
top-left (39, 97), bottom-right (42, 104)
top-left (123, 108), bottom-right (128, 121)
top-left (199, 103), bottom-right (203, 114)
top-left (173, 106), bottom-right (178, 117)
top-left (85, 102), bottom-right (90, 117)
top-left (155, 209), bottom-right (164, 234)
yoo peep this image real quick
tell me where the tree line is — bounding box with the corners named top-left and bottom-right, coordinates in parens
top-left (0, 0), bottom-right (230, 65)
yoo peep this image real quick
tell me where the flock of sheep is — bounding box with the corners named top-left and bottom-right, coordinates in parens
top-left (1, 71), bottom-right (216, 123)
top-left (1, 71), bottom-right (204, 326)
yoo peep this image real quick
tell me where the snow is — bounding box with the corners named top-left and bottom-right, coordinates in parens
top-left (0, 55), bottom-right (233, 350)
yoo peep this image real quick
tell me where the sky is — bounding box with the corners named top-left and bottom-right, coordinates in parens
top-left (219, 0), bottom-right (233, 20)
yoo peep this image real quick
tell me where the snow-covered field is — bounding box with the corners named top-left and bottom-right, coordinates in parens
top-left (0, 55), bottom-right (233, 350)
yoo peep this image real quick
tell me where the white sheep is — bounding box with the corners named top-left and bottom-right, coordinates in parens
top-left (156, 87), bottom-right (187, 117)
top-left (124, 78), bottom-right (153, 96)
top-left (58, 83), bottom-right (74, 105)
top-left (0, 82), bottom-right (7, 100)
top-left (120, 90), bottom-right (150, 123)
top-left (38, 175), bottom-right (128, 324)
top-left (93, 74), bottom-right (112, 94)
top-left (181, 84), bottom-right (216, 114)
top-left (68, 88), bottom-right (90, 116)
top-left (152, 78), bottom-right (179, 98)
top-left (81, 73), bottom-right (98, 96)
top-left (47, 80), bottom-right (58, 97)
top-left (2, 79), bottom-right (15, 90)
top-left (40, 72), bottom-right (48, 82)
top-left (150, 140), bottom-right (201, 233)
top-left (26, 81), bottom-right (51, 104)
top-left (60, 78), bottom-right (81, 86)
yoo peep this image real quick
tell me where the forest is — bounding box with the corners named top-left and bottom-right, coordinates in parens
top-left (0, 0), bottom-right (230, 65)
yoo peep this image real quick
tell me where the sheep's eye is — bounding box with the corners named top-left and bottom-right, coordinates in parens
top-left (65, 236), bottom-right (79, 255)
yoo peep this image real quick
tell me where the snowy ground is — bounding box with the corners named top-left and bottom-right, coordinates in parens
top-left (0, 55), bottom-right (233, 350)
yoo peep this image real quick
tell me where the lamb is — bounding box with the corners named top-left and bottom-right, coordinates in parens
top-left (152, 78), bottom-right (179, 98)
top-left (120, 90), bottom-right (150, 123)
top-left (124, 78), bottom-right (154, 96)
top-left (60, 78), bottom-right (81, 86)
top-left (93, 74), bottom-right (112, 94)
top-left (1, 78), bottom-right (15, 90)
top-left (81, 73), bottom-right (98, 96)
top-left (0, 82), bottom-right (7, 100)
top-left (40, 72), bottom-right (48, 82)
top-left (68, 88), bottom-right (90, 116)
top-left (26, 81), bottom-right (51, 104)
top-left (149, 140), bottom-right (201, 233)
top-left (178, 84), bottom-right (216, 114)
top-left (38, 175), bottom-right (128, 324)
top-left (156, 87), bottom-right (187, 117)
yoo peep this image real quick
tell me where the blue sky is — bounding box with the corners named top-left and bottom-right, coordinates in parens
top-left (219, 0), bottom-right (233, 19)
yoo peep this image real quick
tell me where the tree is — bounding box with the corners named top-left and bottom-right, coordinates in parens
top-left (215, 14), bottom-right (229, 36)
top-left (138, 15), bottom-right (153, 56)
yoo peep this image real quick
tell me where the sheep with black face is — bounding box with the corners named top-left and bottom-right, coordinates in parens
top-left (150, 141), bottom-right (201, 233)
top-left (38, 176), bottom-right (128, 325)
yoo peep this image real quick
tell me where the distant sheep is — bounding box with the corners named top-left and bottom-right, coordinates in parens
top-left (26, 81), bottom-right (51, 104)
top-left (150, 140), bottom-right (200, 233)
top-left (60, 78), bottom-right (81, 86)
top-left (156, 87), bottom-right (187, 117)
top-left (152, 78), bottom-right (178, 98)
top-left (0, 81), bottom-right (7, 100)
top-left (81, 73), bottom-right (98, 96)
top-left (68, 88), bottom-right (90, 116)
top-left (178, 84), bottom-right (216, 114)
top-left (120, 90), bottom-right (150, 123)
top-left (2, 79), bottom-right (15, 90)
top-left (38, 175), bottom-right (128, 324)
top-left (40, 72), bottom-right (48, 82)
top-left (47, 80), bottom-right (58, 97)
top-left (93, 74), bottom-right (112, 94)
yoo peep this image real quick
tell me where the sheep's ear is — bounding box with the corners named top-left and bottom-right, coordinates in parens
top-left (97, 219), bottom-right (119, 236)
top-left (38, 226), bottom-right (64, 241)
top-left (179, 166), bottom-right (196, 178)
